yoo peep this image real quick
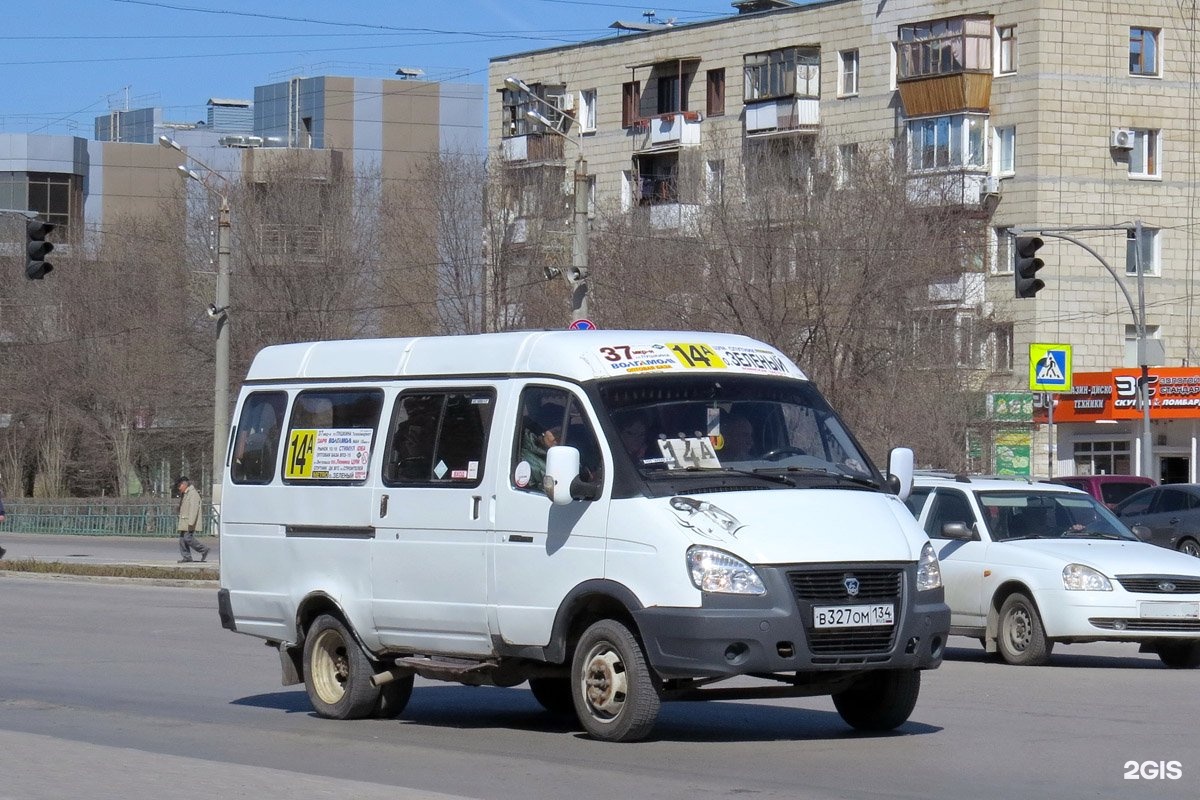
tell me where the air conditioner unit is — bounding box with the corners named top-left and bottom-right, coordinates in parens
top-left (1111, 128), bottom-right (1135, 150)
top-left (982, 176), bottom-right (1001, 196)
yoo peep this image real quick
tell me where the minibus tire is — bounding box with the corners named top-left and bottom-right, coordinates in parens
top-left (832, 668), bottom-right (920, 731)
top-left (373, 674), bottom-right (415, 718)
top-left (303, 614), bottom-right (381, 720)
top-left (571, 619), bottom-right (660, 742)
top-left (528, 677), bottom-right (574, 716)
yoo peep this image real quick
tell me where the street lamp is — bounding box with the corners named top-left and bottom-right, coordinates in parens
top-left (503, 76), bottom-right (590, 324)
top-left (159, 135), bottom-right (232, 503)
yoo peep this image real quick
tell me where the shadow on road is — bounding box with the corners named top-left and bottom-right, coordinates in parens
top-left (943, 645), bottom-right (1162, 669)
top-left (231, 684), bottom-right (941, 742)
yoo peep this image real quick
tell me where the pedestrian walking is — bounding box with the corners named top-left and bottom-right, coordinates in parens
top-left (175, 476), bottom-right (209, 563)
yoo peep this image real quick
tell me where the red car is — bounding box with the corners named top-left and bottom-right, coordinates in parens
top-left (1051, 474), bottom-right (1157, 510)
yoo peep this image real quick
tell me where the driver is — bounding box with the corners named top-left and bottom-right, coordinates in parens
top-left (720, 413), bottom-right (755, 460)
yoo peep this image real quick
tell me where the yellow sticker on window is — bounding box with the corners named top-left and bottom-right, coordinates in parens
top-left (666, 342), bottom-right (727, 369)
top-left (285, 429), bottom-right (317, 479)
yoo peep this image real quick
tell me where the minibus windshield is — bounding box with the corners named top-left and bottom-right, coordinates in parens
top-left (598, 374), bottom-right (879, 483)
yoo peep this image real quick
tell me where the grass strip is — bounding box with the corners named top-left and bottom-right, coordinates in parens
top-left (0, 558), bottom-right (218, 581)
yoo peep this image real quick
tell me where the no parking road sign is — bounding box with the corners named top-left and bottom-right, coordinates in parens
top-left (1029, 343), bottom-right (1073, 392)
top-left (568, 318), bottom-right (597, 330)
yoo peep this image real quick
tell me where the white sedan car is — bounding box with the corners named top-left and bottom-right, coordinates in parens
top-left (907, 474), bottom-right (1200, 668)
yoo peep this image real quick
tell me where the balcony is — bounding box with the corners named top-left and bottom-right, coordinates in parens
top-left (907, 170), bottom-right (994, 208)
top-left (634, 112), bottom-right (702, 151)
top-left (744, 97), bottom-right (820, 137)
top-left (500, 132), bottom-right (565, 164)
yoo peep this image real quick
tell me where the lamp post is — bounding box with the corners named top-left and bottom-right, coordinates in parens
top-left (503, 76), bottom-right (590, 324)
top-left (159, 135), bottom-right (232, 503)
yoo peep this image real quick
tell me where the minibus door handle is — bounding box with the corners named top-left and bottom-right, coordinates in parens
top-left (379, 494), bottom-right (389, 518)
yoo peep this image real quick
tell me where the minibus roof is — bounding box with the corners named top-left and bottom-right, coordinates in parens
top-left (244, 330), bottom-right (807, 383)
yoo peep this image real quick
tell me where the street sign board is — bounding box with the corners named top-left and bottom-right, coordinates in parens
top-left (1029, 343), bottom-right (1073, 392)
top-left (568, 318), bottom-right (596, 330)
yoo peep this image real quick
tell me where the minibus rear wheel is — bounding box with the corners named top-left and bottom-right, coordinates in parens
top-left (571, 619), bottom-right (660, 742)
top-left (303, 614), bottom-right (380, 719)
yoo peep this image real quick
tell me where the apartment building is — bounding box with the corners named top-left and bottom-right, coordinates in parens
top-left (488, 0), bottom-right (1200, 482)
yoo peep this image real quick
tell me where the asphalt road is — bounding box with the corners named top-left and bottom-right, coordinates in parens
top-left (1, 554), bottom-right (1198, 799)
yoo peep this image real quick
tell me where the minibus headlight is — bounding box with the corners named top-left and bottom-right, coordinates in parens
top-left (1062, 563), bottom-right (1112, 591)
top-left (686, 546), bottom-right (765, 595)
top-left (916, 541), bottom-right (942, 591)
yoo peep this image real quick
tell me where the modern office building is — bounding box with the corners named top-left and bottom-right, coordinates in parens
top-left (488, 0), bottom-right (1200, 481)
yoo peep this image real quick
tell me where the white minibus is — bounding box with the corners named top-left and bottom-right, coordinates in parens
top-left (217, 330), bottom-right (949, 741)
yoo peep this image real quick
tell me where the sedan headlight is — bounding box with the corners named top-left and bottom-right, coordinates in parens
top-left (686, 546), bottom-right (765, 595)
top-left (1062, 563), bottom-right (1112, 591)
top-left (916, 541), bottom-right (942, 591)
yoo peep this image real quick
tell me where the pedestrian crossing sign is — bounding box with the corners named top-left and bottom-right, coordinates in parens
top-left (1029, 343), bottom-right (1073, 392)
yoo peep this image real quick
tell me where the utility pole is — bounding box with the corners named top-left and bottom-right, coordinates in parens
top-left (213, 197), bottom-right (231, 501)
top-left (570, 156), bottom-right (590, 323)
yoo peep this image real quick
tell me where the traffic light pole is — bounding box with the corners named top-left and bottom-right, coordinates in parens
top-left (1016, 224), bottom-right (1154, 478)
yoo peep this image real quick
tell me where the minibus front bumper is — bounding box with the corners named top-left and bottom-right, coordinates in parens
top-left (632, 563), bottom-right (949, 680)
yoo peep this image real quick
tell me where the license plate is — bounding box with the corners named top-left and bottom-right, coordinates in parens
top-left (813, 603), bottom-right (895, 628)
top-left (1139, 601), bottom-right (1200, 619)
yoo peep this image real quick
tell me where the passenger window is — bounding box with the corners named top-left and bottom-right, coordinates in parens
top-left (231, 391), bottom-right (287, 484)
top-left (513, 387), bottom-right (603, 492)
top-left (924, 490), bottom-right (974, 539)
top-left (1157, 489), bottom-right (1187, 513)
top-left (282, 389), bottom-right (384, 484)
top-left (383, 389), bottom-right (495, 487)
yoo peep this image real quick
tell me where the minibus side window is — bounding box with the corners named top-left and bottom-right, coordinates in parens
top-left (383, 389), bottom-right (495, 487)
top-left (282, 389), bottom-right (384, 484)
top-left (231, 391), bottom-right (287, 484)
top-left (513, 387), bottom-right (603, 492)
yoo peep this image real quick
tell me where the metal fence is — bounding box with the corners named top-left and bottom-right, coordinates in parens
top-left (2, 498), bottom-right (215, 537)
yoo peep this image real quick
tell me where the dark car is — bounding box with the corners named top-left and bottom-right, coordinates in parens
top-left (1052, 474), bottom-right (1157, 510)
top-left (1115, 484), bottom-right (1200, 557)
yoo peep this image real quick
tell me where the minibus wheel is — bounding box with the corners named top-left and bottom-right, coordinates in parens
top-left (832, 668), bottom-right (920, 731)
top-left (571, 619), bottom-right (660, 742)
top-left (303, 614), bottom-right (380, 719)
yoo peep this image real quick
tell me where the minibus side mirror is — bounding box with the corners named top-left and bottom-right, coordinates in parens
top-left (544, 445), bottom-right (601, 505)
top-left (886, 447), bottom-right (914, 501)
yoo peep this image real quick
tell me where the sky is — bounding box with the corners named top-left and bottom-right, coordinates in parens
top-left (1, 0), bottom-right (736, 137)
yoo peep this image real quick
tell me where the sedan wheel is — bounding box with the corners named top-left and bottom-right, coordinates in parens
top-left (1178, 538), bottom-right (1200, 558)
top-left (997, 592), bottom-right (1053, 666)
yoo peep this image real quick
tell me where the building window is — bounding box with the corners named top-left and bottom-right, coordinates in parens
top-left (744, 47), bottom-right (820, 102)
top-left (621, 81), bottom-right (641, 128)
top-left (835, 143), bottom-right (859, 186)
top-left (636, 151), bottom-right (679, 205)
top-left (580, 89), bottom-right (597, 133)
top-left (1130, 27), bottom-right (1160, 76)
top-left (2, 171), bottom-right (78, 230)
top-left (1128, 129), bottom-right (1161, 178)
top-left (706, 68), bottom-right (726, 116)
top-left (656, 73), bottom-right (688, 115)
top-left (1124, 324), bottom-right (1162, 367)
top-left (889, 43), bottom-right (898, 90)
top-left (838, 50), bottom-right (859, 96)
top-left (907, 113), bottom-right (987, 171)
top-left (994, 125), bottom-right (1015, 175)
top-left (996, 26), bottom-right (1016, 74)
top-left (706, 159), bottom-right (725, 204)
top-left (1074, 441), bottom-right (1132, 476)
top-left (992, 226), bottom-right (1013, 274)
top-left (898, 16), bottom-right (992, 80)
top-left (1126, 227), bottom-right (1160, 275)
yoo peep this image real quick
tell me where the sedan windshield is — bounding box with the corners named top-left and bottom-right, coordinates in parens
top-left (976, 490), bottom-right (1139, 542)
top-left (597, 374), bottom-right (879, 484)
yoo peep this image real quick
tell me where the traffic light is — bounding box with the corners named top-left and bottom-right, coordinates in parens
top-left (26, 219), bottom-right (55, 279)
top-left (1013, 235), bottom-right (1045, 298)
